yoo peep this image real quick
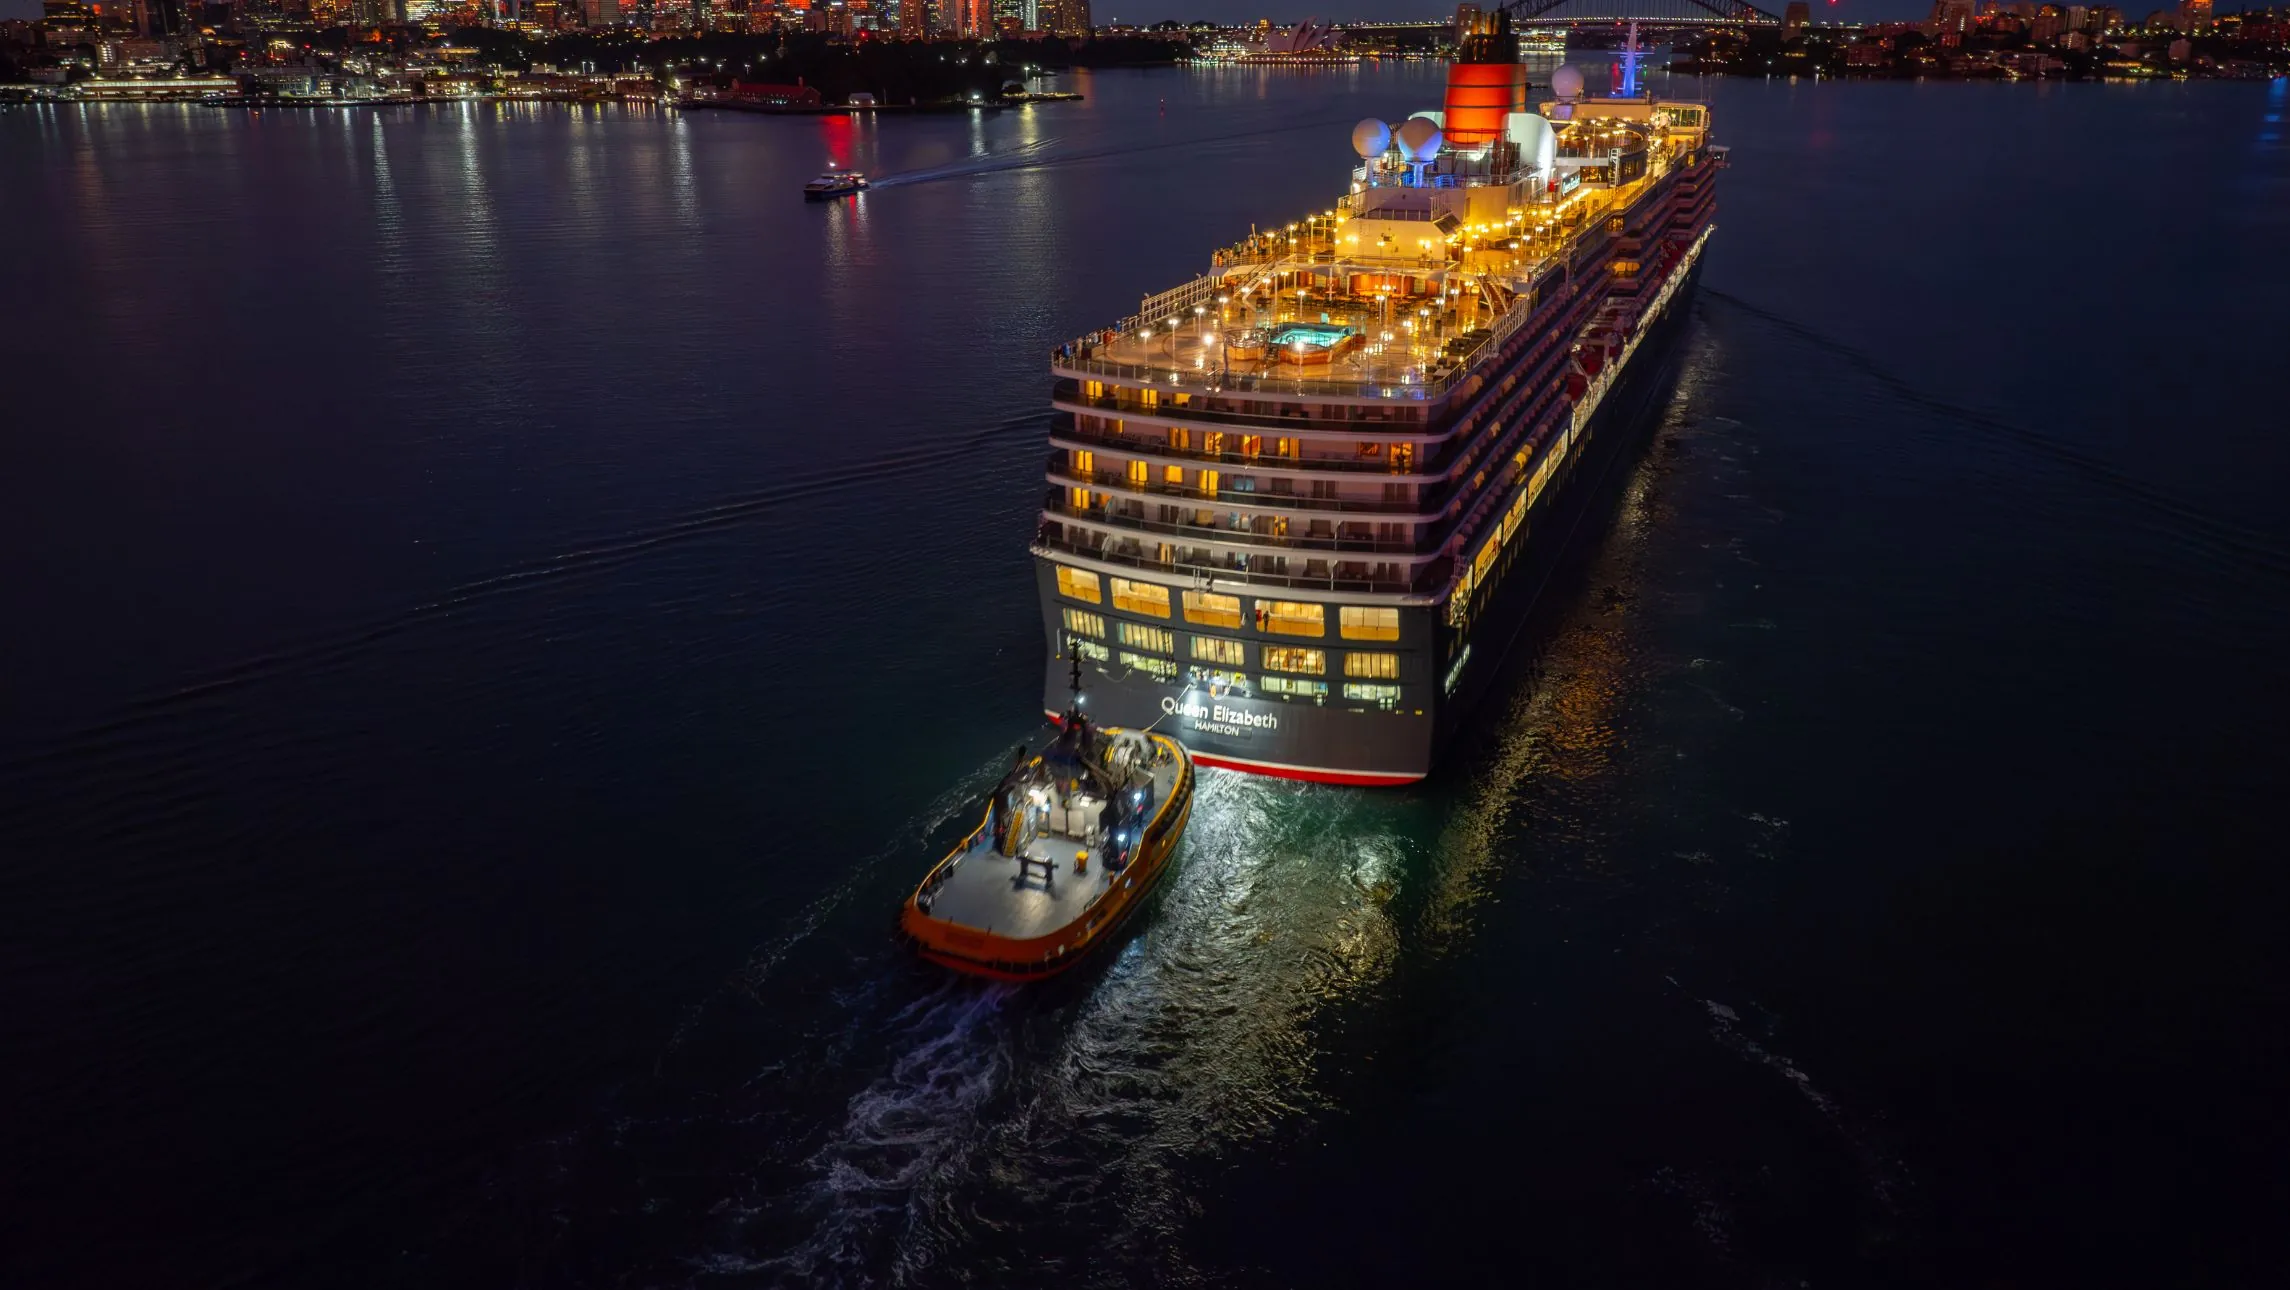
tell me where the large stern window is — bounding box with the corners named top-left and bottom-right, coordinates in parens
top-left (1191, 635), bottom-right (1245, 665)
top-left (1263, 647), bottom-right (1326, 675)
top-left (1111, 577), bottom-right (1172, 617)
top-left (1057, 566), bottom-right (1103, 603)
top-left (1184, 590), bottom-right (1242, 628)
top-left (1344, 651), bottom-right (1400, 680)
top-left (1256, 600), bottom-right (1325, 637)
top-left (1339, 606), bottom-right (1400, 641)
top-left (1118, 622), bottom-right (1174, 653)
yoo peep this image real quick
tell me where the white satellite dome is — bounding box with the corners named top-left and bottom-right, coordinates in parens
top-left (1395, 117), bottom-right (1443, 163)
top-left (1350, 118), bottom-right (1392, 159)
top-left (1551, 64), bottom-right (1585, 100)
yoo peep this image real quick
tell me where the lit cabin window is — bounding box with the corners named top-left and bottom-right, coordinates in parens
top-left (1063, 609), bottom-right (1105, 638)
top-left (1056, 567), bottom-right (1102, 604)
top-left (1196, 668), bottom-right (1251, 693)
top-left (1184, 590), bottom-right (1242, 628)
top-left (1072, 449), bottom-right (1095, 475)
top-left (1339, 606), bottom-right (1400, 641)
top-left (1127, 460), bottom-right (1149, 489)
top-left (1262, 647), bottom-right (1326, 675)
top-left (1344, 651), bottom-right (1399, 680)
top-left (1119, 651), bottom-right (1178, 681)
top-left (1343, 683), bottom-right (1402, 709)
top-left (1257, 600), bottom-right (1325, 637)
top-left (1191, 635), bottom-right (1245, 665)
top-left (1072, 638), bottom-right (1109, 662)
top-left (1110, 578), bottom-right (1171, 617)
top-left (1117, 621), bottom-right (1174, 654)
top-left (1261, 676), bottom-right (1328, 698)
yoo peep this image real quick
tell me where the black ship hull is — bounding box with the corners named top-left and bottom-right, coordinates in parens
top-left (1036, 264), bottom-right (1702, 786)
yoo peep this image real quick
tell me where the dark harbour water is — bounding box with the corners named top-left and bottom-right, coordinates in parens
top-left (4, 65), bottom-right (2289, 1288)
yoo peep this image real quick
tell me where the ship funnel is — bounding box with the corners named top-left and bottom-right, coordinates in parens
top-left (1442, 9), bottom-right (1525, 149)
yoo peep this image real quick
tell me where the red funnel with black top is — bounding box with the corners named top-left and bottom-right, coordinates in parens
top-left (1443, 10), bottom-right (1525, 148)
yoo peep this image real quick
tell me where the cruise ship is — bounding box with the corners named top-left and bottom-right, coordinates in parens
top-left (1034, 16), bottom-right (1719, 785)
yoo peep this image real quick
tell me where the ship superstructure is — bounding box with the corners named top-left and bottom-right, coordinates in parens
top-left (1035, 19), bottom-right (1718, 785)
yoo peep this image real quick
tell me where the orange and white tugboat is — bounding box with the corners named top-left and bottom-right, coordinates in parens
top-left (901, 662), bottom-right (1194, 980)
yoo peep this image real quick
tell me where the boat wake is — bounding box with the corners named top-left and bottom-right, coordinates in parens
top-left (744, 981), bottom-right (1019, 1288)
top-left (529, 767), bottom-right (1416, 1288)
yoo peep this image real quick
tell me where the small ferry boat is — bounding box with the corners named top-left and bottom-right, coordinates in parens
top-left (901, 665), bottom-right (1194, 980)
top-left (803, 170), bottom-right (866, 199)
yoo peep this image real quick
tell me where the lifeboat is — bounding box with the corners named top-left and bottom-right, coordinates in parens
top-left (901, 664), bottom-right (1194, 980)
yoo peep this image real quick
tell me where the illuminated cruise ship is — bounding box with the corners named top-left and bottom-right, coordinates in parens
top-left (1035, 17), bottom-right (1720, 785)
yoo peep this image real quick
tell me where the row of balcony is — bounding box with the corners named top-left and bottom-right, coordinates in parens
top-left (1036, 525), bottom-right (1450, 598)
top-left (1051, 384), bottom-right (1432, 436)
top-left (1044, 492), bottom-right (1422, 555)
top-left (1049, 456), bottom-right (1428, 516)
top-left (1051, 297), bottom-right (1586, 497)
top-left (1050, 419), bottom-right (1438, 479)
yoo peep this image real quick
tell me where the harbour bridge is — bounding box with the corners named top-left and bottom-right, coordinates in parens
top-left (1348, 0), bottom-right (1782, 40)
top-left (1500, 0), bottom-right (1783, 31)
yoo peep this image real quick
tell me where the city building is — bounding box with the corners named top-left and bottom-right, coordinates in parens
top-left (1038, 0), bottom-right (1086, 37)
top-left (1452, 3), bottom-right (1480, 45)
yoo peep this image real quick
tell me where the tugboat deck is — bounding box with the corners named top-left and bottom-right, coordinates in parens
top-left (922, 835), bottom-right (1119, 941)
top-left (914, 751), bottom-right (1185, 943)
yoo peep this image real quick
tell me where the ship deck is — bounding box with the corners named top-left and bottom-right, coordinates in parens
top-left (1058, 141), bottom-right (1692, 399)
top-left (1086, 299), bottom-right (1457, 394)
top-left (916, 751), bottom-right (1185, 943)
top-left (921, 833), bottom-right (1121, 941)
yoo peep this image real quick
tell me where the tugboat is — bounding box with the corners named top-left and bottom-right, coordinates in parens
top-left (901, 661), bottom-right (1194, 980)
top-left (803, 168), bottom-right (867, 199)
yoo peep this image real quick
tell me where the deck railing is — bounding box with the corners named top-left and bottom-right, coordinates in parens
top-left (1034, 530), bottom-right (1448, 598)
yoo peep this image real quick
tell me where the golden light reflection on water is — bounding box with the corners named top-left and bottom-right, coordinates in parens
top-left (1041, 767), bottom-right (1406, 1144)
top-left (1417, 338), bottom-right (1724, 950)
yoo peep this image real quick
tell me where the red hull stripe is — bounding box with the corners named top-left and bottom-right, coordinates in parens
top-left (1186, 750), bottom-right (1424, 787)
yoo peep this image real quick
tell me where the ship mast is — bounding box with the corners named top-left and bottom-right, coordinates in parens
top-left (1619, 21), bottom-right (1646, 98)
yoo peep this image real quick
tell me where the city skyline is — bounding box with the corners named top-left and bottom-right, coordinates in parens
top-left (0, 1), bottom-right (1976, 28)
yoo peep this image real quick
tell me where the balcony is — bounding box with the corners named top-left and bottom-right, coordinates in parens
top-left (1045, 492), bottom-right (1422, 556)
top-left (1036, 525), bottom-right (1451, 599)
top-left (1049, 415), bottom-right (1446, 478)
top-left (1050, 383), bottom-right (1432, 436)
top-left (1049, 456), bottom-right (1430, 516)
